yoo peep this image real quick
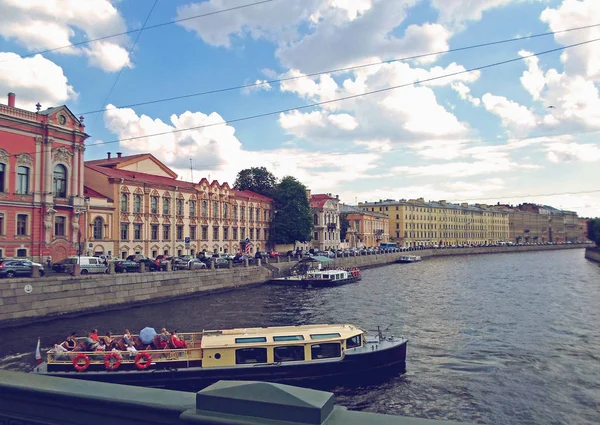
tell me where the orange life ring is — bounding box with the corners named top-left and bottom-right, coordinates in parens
top-left (134, 352), bottom-right (152, 370)
top-left (72, 353), bottom-right (91, 372)
top-left (104, 352), bottom-right (121, 371)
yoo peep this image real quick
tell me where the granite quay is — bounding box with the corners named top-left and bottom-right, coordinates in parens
top-left (585, 247), bottom-right (600, 264)
top-left (0, 371), bottom-right (473, 425)
top-left (0, 243), bottom-right (591, 327)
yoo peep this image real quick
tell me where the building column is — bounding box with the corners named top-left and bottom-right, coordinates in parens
top-left (79, 145), bottom-right (85, 197)
top-left (72, 144), bottom-right (79, 198)
top-left (34, 137), bottom-right (42, 199)
top-left (44, 138), bottom-right (53, 198)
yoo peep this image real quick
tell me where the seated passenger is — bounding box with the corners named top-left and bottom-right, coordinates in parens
top-left (123, 329), bottom-right (133, 346)
top-left (169, 330), bottom-right (187, 349)
top-left (95, 340), bottom-right (106, 352)
top-left (100, 331), bottom-right (114, 349)
top-left (88, 328), bottom-right (99, 342)
top-left (84, 337), bottom-right (99, 351)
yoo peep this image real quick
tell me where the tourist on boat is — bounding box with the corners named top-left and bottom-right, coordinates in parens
top-left (123, 329), bottom-right (133, 346)
top-left (88, 329), bottom-right (99, 342)
top-left (95, 340), bottom-right (106, 352)
top-left (100, 331), bottom-right (114, 349)
top-left (169, 330), bottom-right (187, 349)
top-left (53, 332), bottom-right (77, 357)
top-left (154, 328), bottom-right (170, 349)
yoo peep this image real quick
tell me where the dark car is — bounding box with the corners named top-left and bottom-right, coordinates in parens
top-left (233, 254), bottom-right (254, 264)
top-left (0, 260), bottom-right (45, 278)
top-left (126, 254), bottom-right (159, 271)
top-left (114, 260), bottom-right (140, 273)
top-left (52, 258), bottom-right (71, 273)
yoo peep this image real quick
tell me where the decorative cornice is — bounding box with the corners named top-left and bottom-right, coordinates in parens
top-left (16, 153), bottom-right (33, 166)
top-left (52, 146), bottom-right (73, 164)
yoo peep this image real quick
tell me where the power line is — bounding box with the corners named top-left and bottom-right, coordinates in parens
top-left (0, 0), bottom-right (279, 63)
top-left (79, 36), bottom-right (600, 149)
top-left (455, 189), bottom-right (600, 203)
top-left (76, 23), bottom-right (600, 116)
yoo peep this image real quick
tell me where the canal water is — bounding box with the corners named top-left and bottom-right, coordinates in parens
top-left (1, 249), bottom-right (599, 425)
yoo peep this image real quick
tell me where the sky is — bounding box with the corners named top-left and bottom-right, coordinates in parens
top-left (0, 0), bottom-right (599, 218)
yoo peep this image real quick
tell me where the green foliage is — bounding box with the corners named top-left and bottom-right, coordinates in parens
top-left (270, 176), bottom-right (312, 244)
top-left (339, 213), bottom-right (350, 242)
top-left (588, 218), bottom-right (600, 246)
top-left (233, 167), bottom-right (277, 198)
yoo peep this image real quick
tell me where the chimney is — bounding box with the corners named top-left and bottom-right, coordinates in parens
top-left (116, 152), bottom-right (122, 158)
top-left (7, 92), bottom-right (15, 107)
top-left (107, 152), bottom-right (111, 159)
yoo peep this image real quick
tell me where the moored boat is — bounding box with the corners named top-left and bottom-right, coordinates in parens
top-left (397, 255), bottom-right (422, 264)
top-left (268, 268), bottom-right (361, 287)
top-left (32, 324), bottom-right (407, 391)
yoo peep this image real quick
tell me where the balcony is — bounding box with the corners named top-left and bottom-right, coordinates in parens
top-left (327, 223), bottom-right (336, 231)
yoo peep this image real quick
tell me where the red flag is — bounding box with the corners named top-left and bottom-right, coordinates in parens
top-left (245, 243), bottom-right (251, 254)
top-left (35, 337), bottom-right (42, 364)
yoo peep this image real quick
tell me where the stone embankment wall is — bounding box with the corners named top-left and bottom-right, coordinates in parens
top-left (0, 267), bottom-right (269, 327)
top-left (585, 247), bottom-right (600, 264)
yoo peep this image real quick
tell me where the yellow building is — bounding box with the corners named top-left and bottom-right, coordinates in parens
top-left (84, 153), bottom-right (272, 258)
top-left (359, 198), bottom-right (510, 247)
top-left (340, 204), bottom-right (389, 248)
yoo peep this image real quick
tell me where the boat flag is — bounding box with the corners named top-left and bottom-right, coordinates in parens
top-left (245, 242), bottom-right (252, 254)
top-left (35, 337), bottom-right (42, 364)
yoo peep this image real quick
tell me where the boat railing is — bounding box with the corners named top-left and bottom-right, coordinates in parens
top-left (47, 347), bottom-right (203, 364)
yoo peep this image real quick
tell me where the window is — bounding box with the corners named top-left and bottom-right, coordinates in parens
top-left (223, 227), bottom-right (228, 240)
top-left (255, 208), bottom-right (260, 221)
top-left (241, 228), bottom-right (245, 240)
top-left (16, 166), bottom-right (29, 194)
top-left (177, 199), bottom-right (184, 216)
top-left (189, 200), bottom-right (196, 217)
top-left (120, 194), bottom-right (128, 211)
top-left (0, 213), bottom-right (3, 235)
top-left (202, 201), bottom-right (207, 217)
top-left (235, 348), bottom-right (267, 365)
top-left (0, 163), bottom-right (5, 192)
top-left (151, 225), bottom-right (159, 240)
top-left (273, 335), bottom-right (304, 341)
top-left (314, 232), bottom-right (318, 240)
top-left (190, 226), bottom-right (196, 240)
top-left (274, 346), bottom-right (305, 362)
top-left (233, 227), bottom-right (238, 240)
top-left (120, 223), bottom-right (128, 240)
top-left (233, 205), bottom-right (238, 220)
top-left (201, 226), bottom-right (208, 240)
top-left (249, 207), bottom-right (254, 221)
top-left (16, 248), bottom-right (27, 258)
top-left (250, 228), bottom-right (254, 240)
top-left (17, 214), bottom-right (28, 236)
top-left (53, 164), bottom-right (67, 197)
top-left (314, 214), bottom-right (318, 225)
top-left (53, 216), bottom-right (66, 237)
top-left (241, 206), bottom-right (245, 220)
top-left (346, 335), bottom-right (362, 348)
top-left (264, 210), bottom-right (268, 221)
top-left (223, 204), bottom-right (228, 219)
top-left (134, 194), bottom-right (142, 213)
top-left (163, 198), bottom-right (170, 215)
top-left (163, 225), bottom-right (170, 240)
top-left (310, 333), bottom-right (341, 339)
top-left (176, 225), bottom-right (184, 240)
top-left (213, 226), bottom-right (219, 240)
top-left (212, 201), bottom-right (218, 218)
top-left (134, 223), bottom-right (142, 240)
top-left (235, 337), bottom-right (267, 343)
top-left (151, 196), bottom-right (158, 214)
top-left (93, 217), bottom-right (103, 239)
top-left (311, 343), bottom-right (341, 359)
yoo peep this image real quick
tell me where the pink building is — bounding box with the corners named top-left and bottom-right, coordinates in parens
top-left (0, 92), bottom-right (88, 261)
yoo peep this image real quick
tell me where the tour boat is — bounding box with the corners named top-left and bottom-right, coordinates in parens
top-left (397, 255), bottom-right (422, 264)
top-left (32, 324), bottom-right (407, 391)
top-left (268, 268), bottom-right (362, 287)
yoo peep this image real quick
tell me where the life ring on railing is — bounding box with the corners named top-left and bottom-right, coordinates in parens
top-left (104, 352), bottom-right (121, 371)
top-left (72, 353), bottom-right (91, 372)
top-left (134, 352), bottom-right (152, 370)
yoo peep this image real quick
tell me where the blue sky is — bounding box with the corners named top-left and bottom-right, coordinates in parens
top-left (1, 0), bottom-right (599, 217)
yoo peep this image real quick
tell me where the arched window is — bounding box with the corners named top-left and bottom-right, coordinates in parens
top-left (213, 201), bottom-right (218, 218)
top-left (93, 217), bottom-right (103, 240)
top-left (16, 166), bottom-right (29, 194)
top-left (120, 193), bottom-right (128, 211)
top-left (314, 214), bottom-right (318, 225)
top-left (202, 201), bottom-right (208, 217)
top-left (53, 164), bottom-right (67, 198)
top-left (223, 204), bottom-right (229, 219)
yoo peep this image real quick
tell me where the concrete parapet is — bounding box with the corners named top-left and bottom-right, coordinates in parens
top-left (585, 247), bottom-right (600, 264)
top-left (0, 371), bottom-right (474, 425)
top-left (32, 265), bottom-right (40, 278)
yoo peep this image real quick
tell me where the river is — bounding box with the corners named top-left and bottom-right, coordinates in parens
top-left (1, 249), bottom-right (599, 425)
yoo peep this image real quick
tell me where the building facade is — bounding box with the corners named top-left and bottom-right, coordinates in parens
top-left (84, 153), bottom-right (272, 259)
top-left (359, 198), bottom-right (510, 247)
top-left (0, 92), bottom-right (88, 262)
top-left (340, 204), bottom-right (389, 248)
top-left (309, 192), bottom-right (341, 251)
top-left (505, 203), bottom-right (587, 243)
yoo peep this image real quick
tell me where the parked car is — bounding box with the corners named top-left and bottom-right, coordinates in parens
top-left (214, 258), bottom-right (231, 268)
top-left (126, 254), bottom-right (159, 271)
top-left (0, 260), bottom-right (45, 278)
top-left (52, 258), bottom-right (71, 273)
top-left (65, 256), bottom-right (107, 274)
top-left (233, 254), bottom-right (255, 264)
top-left (154, 255), bottom-right (169, 271)
top-left (187, 258), bottom-right (207, 270)
top-left (114, 260), bottom-right (140, 273)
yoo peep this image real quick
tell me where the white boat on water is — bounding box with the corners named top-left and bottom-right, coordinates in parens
top-left (268, 267), bottom-right (362, 287)
top-left (397, 255), bottom-right (422, 264)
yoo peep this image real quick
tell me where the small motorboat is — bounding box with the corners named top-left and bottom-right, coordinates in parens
top-left (268, 268), bottom-right (361, 287)
top-left (397, 255), bottom-right (422, 263)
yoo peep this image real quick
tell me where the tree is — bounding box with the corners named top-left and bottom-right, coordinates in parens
top-left (233, 167), bottom-right (277, 198)
top-left (339, 213), bottom-right (350, 242)
top-left (588, 218), bottom-right (600, 246)
top-left (270, 176), bottom-right (312, 244)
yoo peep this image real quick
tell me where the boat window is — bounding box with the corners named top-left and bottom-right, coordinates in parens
top-left (274, 346), bottom-right (305, 362)
top-left (273, 335), bottom-right (305, 341)
top-left (346, 335), bottom-right (362, 348)
top-left (310, 333), bottom-right (341, 339)
top-left (311, 343), bottom-right (341, 359)
top-left (323, 274), bottom-right (329, 279)
top-left (235, 337), bottom-right (267, 343)
top-left (235, 348), bottom-right (267, 364)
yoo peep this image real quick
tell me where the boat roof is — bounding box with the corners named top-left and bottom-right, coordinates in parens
top-left (200, 324), bottom-right (362, 348)
top-left (301, 255), bottom-right (333, 263)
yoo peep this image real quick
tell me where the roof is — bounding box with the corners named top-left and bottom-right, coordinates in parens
top-left (301, 255), bottom-right (333, 263)
top-left (310, 194), bottom-right (337, 209)
top-left (85, 153), bottom-right (148, 168)
top-left (200, 324), bottom-right (361, 348)
top-left (232, 189), bottom-right (272, 202)
top-left (83, 186), bottom-right (112, 201)
top-left (340, 204), bottom-right (387, 218)
top-left (86, 164), bottom-right (197, 191)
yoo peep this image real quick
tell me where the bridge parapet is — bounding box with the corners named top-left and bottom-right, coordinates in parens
top-left (0, 371), bottom-right (475, 425)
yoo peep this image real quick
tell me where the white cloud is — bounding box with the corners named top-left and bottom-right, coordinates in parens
top-left (451, 82), bottom-right (481, 106)
top-left (430, 0), bottom-right (523, 27)
top-left (482, 93), bottom-right (537, 130)
top-left (241, 80), bottom-right (272, 95)
top-left (546, 141), bottom-right (600, 163)
top-left (0, 0), bottom-right (131, 72)
top-left (0, 52), bottom-right (77, 110)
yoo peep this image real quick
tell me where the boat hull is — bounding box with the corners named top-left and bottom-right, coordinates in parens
top-left (33, 338), bottom-right (406, 392)
top-left (268, 276), bottom-right (362, 287)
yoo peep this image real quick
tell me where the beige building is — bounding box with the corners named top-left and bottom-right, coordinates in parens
top-left (340, 204), bottom-right (389, 248)
top-left (84, 153), bottom-right (272, 259)
top-left (309, 192), bottom-right (341, 251)
top-left (359, 198), bottom-right (510, 247)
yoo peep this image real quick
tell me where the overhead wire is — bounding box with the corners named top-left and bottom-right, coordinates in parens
top-left (76, 23), bottom-right (600, 116)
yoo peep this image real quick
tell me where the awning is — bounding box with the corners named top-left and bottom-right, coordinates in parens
top-left (301, 255), bottom-right (333, 263)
